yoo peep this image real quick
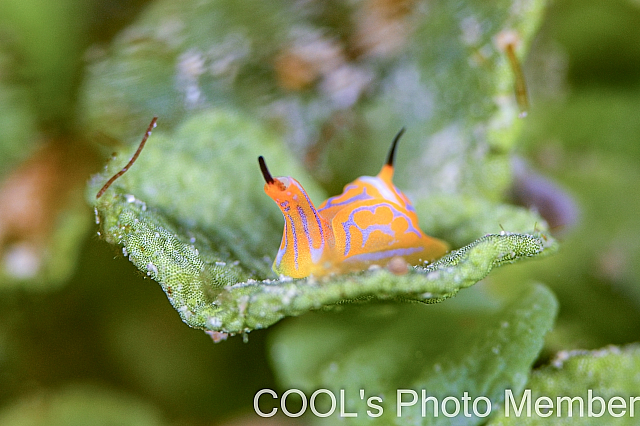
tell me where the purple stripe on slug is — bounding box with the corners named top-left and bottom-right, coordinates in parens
top-left (297, 206), bottom-right (309, 238)
top-left (320, 185), bottom-right (373, 211)
top-left (274, 216), bottom-right (288, 268)
top-left (288, 215), bottom-right (299, 270)
top-left (340, 202), bottom-right (423, 257)
top-left (297, 182), bottom-right (326, 244)
top-left (297, 197), bottom-right (325, 263)
top-left (359, 224), bottom-right (395, 248)
top-left (344, 246), bottom-right (423, 263)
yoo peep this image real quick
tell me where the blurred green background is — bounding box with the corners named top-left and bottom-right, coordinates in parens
top-left (1, 0), bottom-right (640, 424)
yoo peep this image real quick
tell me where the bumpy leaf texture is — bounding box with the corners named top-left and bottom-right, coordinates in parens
top-left (85, 0), bottom-right (555, 335)
top-left (488, 345), bottom-right (640, 425)
top-left (271, 283), bottom-right (558, 425)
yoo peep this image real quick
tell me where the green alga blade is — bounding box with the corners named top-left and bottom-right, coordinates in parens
top-left (86, 0), bottom-right (553, 335)
top-left (488, 345), bottom-right (640, 425)
top-left (269, 283), bottom-right (558, 425)
top-left (93, 118), bottom-right (556, 333)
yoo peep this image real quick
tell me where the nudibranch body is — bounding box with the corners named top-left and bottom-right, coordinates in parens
top-left (259, 130), bottom-right (448, 278)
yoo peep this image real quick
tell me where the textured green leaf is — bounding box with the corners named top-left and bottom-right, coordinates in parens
top-left (269, 283), bottom-right (558, 425)
top-left (91, 109), bottom-right (557, 334)
top-left (85, 0), bottom-right (553, 335)
top-left (328, 0), bottom-right (545, 200)
top-left (80, 0), bottom-right (293, 139)
top-left (488, 345), bottom-right (640, 425)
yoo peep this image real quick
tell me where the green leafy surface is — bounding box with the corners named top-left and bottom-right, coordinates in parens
top-left (80, 0), bottom-right (545, 199)
top-left (488, 345), bottom-right (640, 425)
top-left (86, 0), bottom-right (553, 335)
top-left (95, 156), bottom-right (556, 334)
top-left (90, 112), bottom-right (556, 334)
top-left (270, 283), bottom-right (558, 425)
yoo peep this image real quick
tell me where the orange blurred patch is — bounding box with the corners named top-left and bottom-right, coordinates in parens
top-left (0, 137), bottom-right (98, 278)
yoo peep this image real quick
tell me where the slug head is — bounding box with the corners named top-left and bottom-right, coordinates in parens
top-left (258, 156), bottom-right (309, 209)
